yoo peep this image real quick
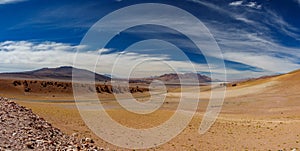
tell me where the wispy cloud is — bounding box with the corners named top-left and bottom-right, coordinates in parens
top-left (234, 16), bottom-right (255, 24)
top-left (206, 21), bottom-right (300, 73)
top-left (189, 0), bottom-right (261, 25)
top-left (186, 0), bottom-right (300, 74)
top-left (229, 1), bottom-right (262, 9)
top-left (0, 0), bottom-right (26, 5)
top-left (189, 0), bottom-right (233, 16)
top-left (8, 2), bottom-right (98, 31)
top-left (191, 0), bottom-right (299, 40)
top-left (223, 52), bottom-right (299, 73)
top-left (263, 9), bottom-right (300, 40)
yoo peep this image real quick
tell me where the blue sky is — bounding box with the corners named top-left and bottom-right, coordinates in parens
top-left (0, 0), bottom-right (299, 80)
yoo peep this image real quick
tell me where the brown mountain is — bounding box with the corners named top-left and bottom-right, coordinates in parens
top-left (155, 73), bottom-right (211, 83)
top-left (130, 73), bottom-right (212, 84)
top-left (0, 66), bottom-right (110, 81)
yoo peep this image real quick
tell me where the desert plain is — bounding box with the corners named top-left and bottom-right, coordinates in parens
top-left (0, 69), bottom-right (299, 150)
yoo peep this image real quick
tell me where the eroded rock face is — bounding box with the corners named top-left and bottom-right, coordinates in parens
top-left (0, 97), bottom-right (104, 151)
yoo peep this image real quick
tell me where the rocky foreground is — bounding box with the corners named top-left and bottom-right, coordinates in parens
top-left (0, 97), bottom-right (103, 151)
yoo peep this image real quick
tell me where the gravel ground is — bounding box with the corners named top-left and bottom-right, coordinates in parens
top-left (0, 97), bottom-right (104, 151)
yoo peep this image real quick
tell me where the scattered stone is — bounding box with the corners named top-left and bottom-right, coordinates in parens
top-left (0, 97), bottom-right (105, 150)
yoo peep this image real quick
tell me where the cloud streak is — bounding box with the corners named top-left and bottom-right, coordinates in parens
top-left (0, 0), bottom-right (26, 4)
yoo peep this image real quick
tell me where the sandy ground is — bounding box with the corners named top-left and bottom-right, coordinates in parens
top-left (1, 70), bottom-right (300, 150)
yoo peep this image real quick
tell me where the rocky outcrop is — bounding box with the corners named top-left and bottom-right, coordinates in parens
top-left (0, 97), bottom-right (104, 151)
top-left (11, 80), bottom-right (148, 94)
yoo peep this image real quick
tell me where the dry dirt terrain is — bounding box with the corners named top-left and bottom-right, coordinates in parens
top-left (0, 70), bottom-right (299, 150)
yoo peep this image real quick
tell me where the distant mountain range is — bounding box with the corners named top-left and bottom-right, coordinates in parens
top-left (0, 66), bottom-right (212, 83)
top-left (130, 73), bottom-right (212, 84)
top-left (0, 66), bottom-right (111, 81)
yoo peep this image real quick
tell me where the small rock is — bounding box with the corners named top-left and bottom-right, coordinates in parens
top-left (25, 142), bottom-right (34, 149)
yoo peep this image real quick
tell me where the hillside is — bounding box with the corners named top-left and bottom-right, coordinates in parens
top-left (221, 69), bottom-right (300, 107)
top-left (227, 69), bottom-right (300, 89)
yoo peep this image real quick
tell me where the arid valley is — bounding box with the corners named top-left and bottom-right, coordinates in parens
top-left (0, 67), bottom-right (299, 150)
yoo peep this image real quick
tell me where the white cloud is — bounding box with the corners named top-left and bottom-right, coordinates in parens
top-left (0, 41), bottom-right (80, 66)
top-left (245, 2), bottom-right (262, 9)
top-left (295, 0), bottom-right (300, 5)
top-left (0, 39), bottom-right (298, 80)
top-left (229, 1), bottom-right (262, 9)
top-left (0, 0), bottom-right (26, 4)
top-left (0, 41), bottom-right (219, 78)
top-left (229, 1), bottom-right (243, 6)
